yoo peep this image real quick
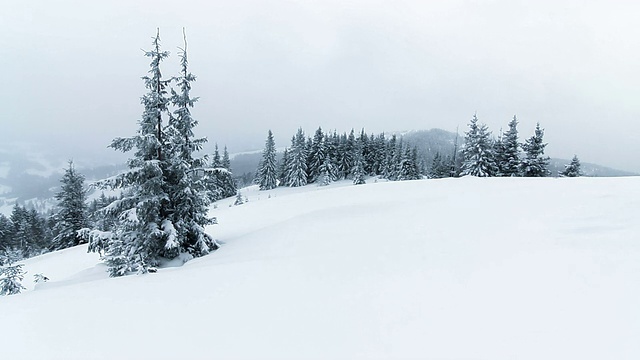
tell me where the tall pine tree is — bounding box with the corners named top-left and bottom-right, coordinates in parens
top-left (51, 160), bottom-right (88, 250)
top-left (461, 114), bottom-right (497, 177)
top-left (256, 130), bottom-right (278, 190)
top-left (520, 123), bottom-right (550, 177)
top-left (287, 128), bottom-right (308, 187)
top-left (561, 155), bottom-right (582, 177)
top-left (165, 29), bottom-right (217, 257)
top-left (498, 115), bottom-right (521, 177)
top-left (88, 30), bottom-right (216, 276)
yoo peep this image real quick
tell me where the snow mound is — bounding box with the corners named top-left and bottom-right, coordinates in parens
top-left (2, 177), bottom-right (640, 360)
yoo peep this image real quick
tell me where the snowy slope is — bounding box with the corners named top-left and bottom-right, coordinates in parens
top-left (1, 177), bottom-right (640, 359)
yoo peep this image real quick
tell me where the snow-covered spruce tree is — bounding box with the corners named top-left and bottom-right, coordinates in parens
top-left (461, 113), bottom-right (497, 177)
top-left (352, 140), bottom-right (366, 185)
top-left (326, 131), bottom-right (340, 174)
top-left (0, 214), bottom-right (11, 252)
top-left (371, 133), bottom-right (387, 176)
top-left (287, 128), bottom-right (308, 187)
top-left (88, 30), bottom-right (215, 276)
top-left (307, 127), bottom-right (325, 183)
top-left (211, 144), bottom-right (222, 168)
top-left (256, 130), bottom-right (278, 190)
top-left (383, 134), bottom-right (398, 180)
top-left (338, 130), bottom-right (356, 179)
top-left (278, 148), bottom-right (290, 186)
top-left (498, 115), bottom-right (521, 177)
top-left (218, 146), bottom-right (237, 197)
top-left (398, 147), bottom-right (422, 180)
top-left (165, 30), bottom-right (217, 258)
top-left (520, 122), bottom-right (551, 177)
top-left (0, 250), bottom-right (26, 296)
top-left (561, 155), bottom-right (582, 177)
top-left (51, 160), bottom-right (88, 251)
top-left (317, 154), bottom-right (338, 186)
top-left (430, 152), bottom-right (450, 179)
top-left (8, 205), bottom-right (50, 258)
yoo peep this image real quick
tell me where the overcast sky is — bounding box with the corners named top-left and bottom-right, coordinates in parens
top-left (2, 0), bottom-right (639, 172)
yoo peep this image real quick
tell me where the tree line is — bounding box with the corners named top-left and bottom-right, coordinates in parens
top-left (254, 114), bottom-right (582, 190)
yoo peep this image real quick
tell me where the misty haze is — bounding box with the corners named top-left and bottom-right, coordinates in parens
top-left (1, 1), bottom-right (639, 360)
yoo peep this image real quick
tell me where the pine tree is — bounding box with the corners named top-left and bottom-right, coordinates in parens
top-left (430, 152), bottom-right (451, 179)
top-left (520, 123), bottom-right (551, 177)
top-left (256, 130), bottom-right (278, 190)
top-left (278, 148), bottom-right (290, 186)
top-left (8, 205), bottom-right (49, 258)
top-left (165, 30), bottom-right (217, 257)
top-left (287, 128), bottom-right (308, 187)
top-left (219, 146), bottom-right (237, 198)
top-left (371, 133), bottom-right (387, 176)
top-left (339, 130), bottom-right (356, 179)
top-left (561, 155), bottom-right (582, 177)
top-left (211, 144), bottom-right (222, 168)
top-left (352, 140), bottom-right (366, 185)
top-left (0, 214), bottom-right (11, 252)
top-left (0, 250), bottom-right (26, 295)
top-left (383, 134), bottom-right (398, 180)
top-left (87, 30), bottom-right (216, 276)
top-left (498, 115), bottom-right (521, 176)
top-left (307, 127), bottom-right (325, 183)
top-left (398, 147), bottom-right (421, 180)
top-left (461, 113), bottom-right (497, 177)
top-left (317, 155), bottom-right (337, 186)
top-left (51, 160), bottom-right (88, 250)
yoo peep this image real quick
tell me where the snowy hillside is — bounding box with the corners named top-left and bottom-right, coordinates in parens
top-left (2, 177), bottom-right (640, 359)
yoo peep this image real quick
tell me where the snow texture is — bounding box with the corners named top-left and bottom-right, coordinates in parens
top-left (1, 177), bottom-right (639, 359)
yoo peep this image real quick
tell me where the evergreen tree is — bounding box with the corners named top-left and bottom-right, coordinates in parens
top-left (498, 115), bottom-right (521, 177)
top-left (87, 30), bottom-right (216, 276)
top-left (0, 250), bottom-right (26, 295)
top-left (352, 140), bottom-right (366, 185)
top-left (165, 31), bottom-right (217, 257)
top-left (219, 146), bottom-right (237, 198)
top-left (317, 154), bottom-right (337, 186)
top-left (430, 152), bottom-right (450, 179)
top-left (278, 148), bottom-right (290, 186)
top-left (338, 130), bottom-right (356, 179)
top-left (256, 130), bottom-right (278, 190)
top-left (211, 144), bottom-right (222, 168)
top-left (222, 146), bottom-right (231, 170)
top-left (365, 133), bottom-right (380, 175)
top-left (51, 160), bottom-right (88, 250)
top-left (307, 127), bottom-right (325, 183)
top-left (520, 123), bottom-right (551, 177)
top-left (0, 214), bottom-right (11, 251)
top-left (371, 133), bottom-right (387, 176)
top-left (234, 192), bottom-right (244, 206)
top-left (398, 147), bottom-right (421, 180)
top-left (461, 114), bottom-right (497, 177)
top-left (561, 155), bottom-right (582, 177)
top-left (287, 128), bottom-right (308, 187)
top-left (383, 134), bottom-right (398, 180)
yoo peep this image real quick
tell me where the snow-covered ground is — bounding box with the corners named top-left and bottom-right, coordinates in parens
top-left (2, 177), bottom-right (640, 359)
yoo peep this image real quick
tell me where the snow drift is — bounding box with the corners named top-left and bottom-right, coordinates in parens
top-left (1, 177), bottom-right (639, 359)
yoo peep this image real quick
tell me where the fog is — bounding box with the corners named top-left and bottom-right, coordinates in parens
top-left (2, 0), bottom-right (639, 172)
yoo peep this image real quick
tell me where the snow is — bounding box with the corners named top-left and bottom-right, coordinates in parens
top-left (2, 176), bottom-right (640, 359)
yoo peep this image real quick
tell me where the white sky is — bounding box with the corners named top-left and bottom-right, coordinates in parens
top-left (2, 0), bottom-right (639, 172)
